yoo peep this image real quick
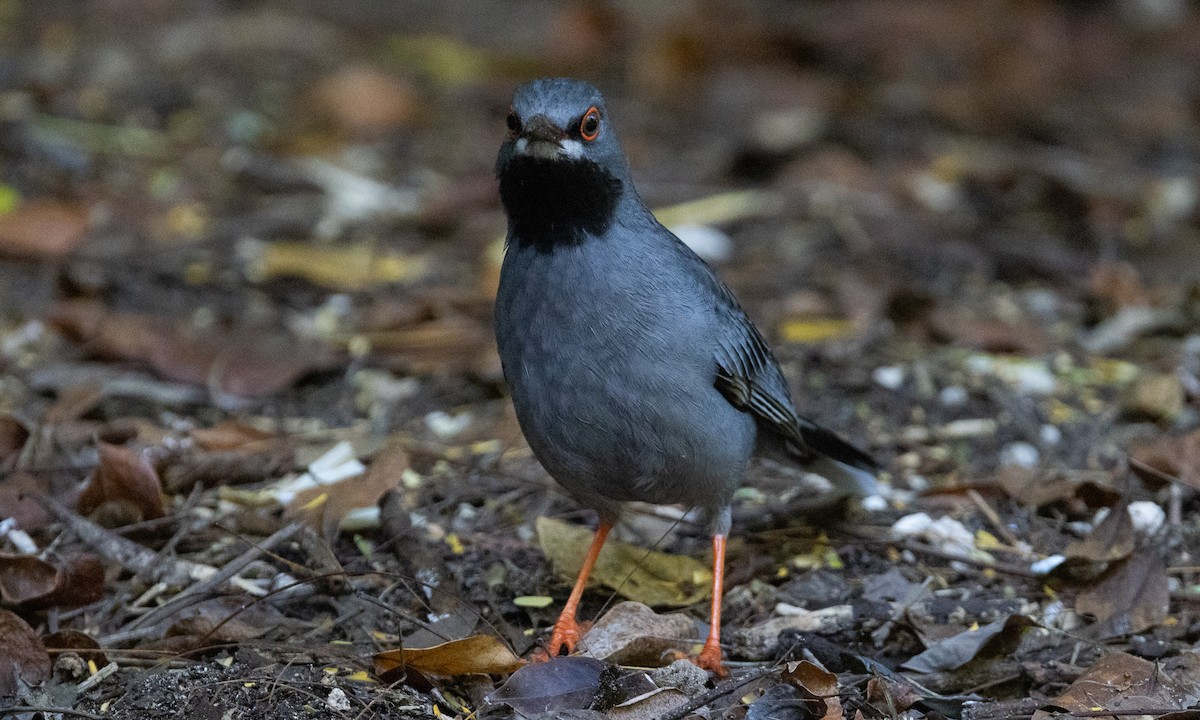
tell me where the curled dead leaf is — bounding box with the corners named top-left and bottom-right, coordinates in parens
top-left (78, 442), bottom-right (166, 524)
top-left (0, 610), bottom-right (51, 697)
top-left (0, 553), bottom-right (105, 610)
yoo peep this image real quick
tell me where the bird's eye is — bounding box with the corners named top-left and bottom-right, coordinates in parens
top-left (579, 107), bottom-right (600, 141)
top-left (506, 110), bottom-right (521, 134)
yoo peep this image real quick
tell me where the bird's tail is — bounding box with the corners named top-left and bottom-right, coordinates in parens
top-left (791, 420), bottom-right (880, 497)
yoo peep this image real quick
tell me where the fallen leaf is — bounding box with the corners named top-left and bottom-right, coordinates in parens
top-left (375, 634), bottom-right (524, 677)
top-left (537, 517), bottom-right (712, 607)
top-left (1031, 651), bottom-right (1200, 720)
top-left (608, 687), bottom-right (690, 720)
top-left (0, 473), bottom-right (50, 531)
top-left (0, 610), bottom-right (51, 697)
top-left (902, 615), bottom-right (1035, 674)
top-left (1076, 549), bottom-right (1169, 638)
top-left (1063, 500), bottom-right (1135, 563)
top-left (1130, 429), bottom-right (1200, 491)
top-left (0, 553), bottom-right (105, 610)
top-left (310, 64), bottom-right (421, 135)
top-left (77, 442), bottom-right (166, 524)
top-left (782, 659), bottom-right (844, 720)
top-left (578, 601), bottom-right (694, 666)
top-left (996, 466), bottom-right (1122, 513)
top-left (0, 416), bottom-right (29, 468)
top-left (41, 629), bottom-right (106, 667)
top-left (0, 199), bottom-right (89, 259)
top-left (47, 299), bottom-right (337, 398)
top-left (486, 656), bottom-right (608, 715)
top-left (189, 420), bottom-right (280, 452)
top-left (287, 445), bottom-right (406, 539)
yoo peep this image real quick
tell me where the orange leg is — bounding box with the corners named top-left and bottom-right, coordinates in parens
top-left (545, 521), bottom-right (612, 658)
top-left (693, 534), bottom-right (728, 676)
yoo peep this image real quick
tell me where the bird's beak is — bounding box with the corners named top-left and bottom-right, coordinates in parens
top-left (515, 114), bottom-right (578, 160)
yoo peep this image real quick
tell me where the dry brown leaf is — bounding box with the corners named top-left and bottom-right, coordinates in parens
top-left (0, 416), bottom-right (29, 468)
top-left (47, 299), bottom-right (336, 398)
top-left (537, 517), bottom-right (712, 608)
top-left (1129, 429), bottom-right (1200, 491)
top-left (310, 64), bottom-right (421, 135)
top-left (0, 473), bottom-right (52, 531)
top-left (375, 634), bottom-right (524, 677)
top-left (287, 446), bottom-right (407, 539)
top-left (41, 629), bottom-right (106, 667)
top-left (0, 609), bottom-right (51, 696)
top-left (78, 442), bottom-right (166, 523)
top-left (1063, 500), bottom-right (1135, 563)
top-left (0, 553), bottom-right (104, 610)
top-left (189, 420), bottom-right (280, 452)
top-left (995, 466), bottom-right (1122, 513)
top-left (578, 601), bottom-right (694, 666)
top-left (0, 199), bottom-right (89, 259)
top-left (1031, 651), bottom-right (1200, 720)
top-left (1075, 549), bottom-right (1169, 638)
top-left (782, 659), bottom-right (844, 720)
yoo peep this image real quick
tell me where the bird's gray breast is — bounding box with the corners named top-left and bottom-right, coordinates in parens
top-left (495, 240), bottom-right (756, 511)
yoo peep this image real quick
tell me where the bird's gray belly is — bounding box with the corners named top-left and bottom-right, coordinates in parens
top-left (499, 296), bottom-right (757, 511)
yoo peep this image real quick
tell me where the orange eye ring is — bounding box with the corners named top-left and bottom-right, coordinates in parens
top-left (579, 107), bottom-right (600, 141)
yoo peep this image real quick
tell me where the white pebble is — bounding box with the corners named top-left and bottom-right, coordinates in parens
top-left (1031, 554), bottom-right (1066, 575)
top-left (1039, 424), bottom-right (1062, 445)
top-left (326, 688), bottom-right (351, 712)
top-left (938, 385), bottom-right (968, 407)
top-left (1000, 441), bottom-right (1040, 468)
top-left (425, 410), bottom-right (472, 438)
top-left (860, 494), bottom-right (889, 512)
top-left (1127, 501), bottom-right (1166, 535)
top-left (873, 365), bottom-right (906, 390)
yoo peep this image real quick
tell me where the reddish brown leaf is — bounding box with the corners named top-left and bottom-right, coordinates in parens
top-left (78, 442), bottom-right (166, 523)
top-left (0, 554), bottom-right (58, 605)
top-left (0, 416), bottom-right (29, 468)
top-left (0, 609), bottom-right (51, 697)
top-left (0, 553), bottom-right (104, 610)
top-left (1076, 550), bottom-right (1169, 638)
top-left (0, 199), bottom-right (88, 259)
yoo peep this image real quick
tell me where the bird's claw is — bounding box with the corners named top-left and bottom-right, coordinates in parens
top-left (693, 642), bottom-right (728, 677)
top-left (541, 616), bottom-right (590, 660)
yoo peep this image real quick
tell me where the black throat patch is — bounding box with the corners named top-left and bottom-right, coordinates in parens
top-left (498, 154), bottom-right (624, 252)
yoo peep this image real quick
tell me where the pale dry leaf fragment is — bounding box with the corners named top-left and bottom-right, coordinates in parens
top-left (537, 517), bottom-right (711, 607)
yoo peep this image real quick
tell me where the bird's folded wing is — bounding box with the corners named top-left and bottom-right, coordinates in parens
top-left (713, 315), bottom-right (877, 473)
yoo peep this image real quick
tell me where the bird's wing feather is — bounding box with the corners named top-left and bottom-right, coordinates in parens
top-left (692, 254), bottom-right (877, 472)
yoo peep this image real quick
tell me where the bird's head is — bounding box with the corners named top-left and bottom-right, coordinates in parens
top-left (496, 78), bottom-right (631, 250)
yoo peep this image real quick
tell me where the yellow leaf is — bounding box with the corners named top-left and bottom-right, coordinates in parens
top-left (778, 317), bottom-right (855, 344)
top-left (374, 634), bottom-right (524, 677)
top-left (536, 516), bottom-right (711, 607)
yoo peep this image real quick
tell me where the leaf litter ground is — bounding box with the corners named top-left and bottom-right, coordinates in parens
top-left (1, 2), bottom-right (1199, 719)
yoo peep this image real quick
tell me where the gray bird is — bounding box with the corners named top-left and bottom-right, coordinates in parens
top-left (494, 78), bottom-right (878, 675)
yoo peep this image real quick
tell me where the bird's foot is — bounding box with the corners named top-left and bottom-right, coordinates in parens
top-left (538, 616), bottom-right (591, 660)
top-left (692, 641), bottom-right (728, 677)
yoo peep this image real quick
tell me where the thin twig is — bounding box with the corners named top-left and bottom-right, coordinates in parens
top-left (656, 667), bottom-right (776, 720)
